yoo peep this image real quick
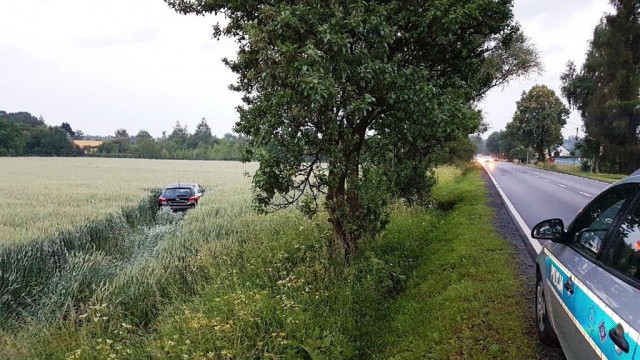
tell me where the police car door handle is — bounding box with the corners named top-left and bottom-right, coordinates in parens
top-left (609, 324), bottom-right (630, 353)
top-left (563, 279), bottom-right (574, 294)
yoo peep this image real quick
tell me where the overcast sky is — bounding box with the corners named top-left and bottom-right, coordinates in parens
top-left (481, 0), bottom-right (613, 139)
top-left (0, 1), bottom-right (614, 138)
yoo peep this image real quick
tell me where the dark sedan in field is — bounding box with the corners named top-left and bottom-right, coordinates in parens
top-left (158, 183), bottom-right (203, 211)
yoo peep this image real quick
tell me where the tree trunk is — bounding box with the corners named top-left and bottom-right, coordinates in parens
top-left (538, 151), bottom-right (546, 163)
top-left (325, 129), bottom-right (368, 261)
top-left (536, 143), bottom-right (546, 163)
top-left (326, 160), bottom-right (358, 261)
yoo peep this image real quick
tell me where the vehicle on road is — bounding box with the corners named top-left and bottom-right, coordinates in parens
top-left (532, 173), bottom-right (640, 359)
top-left (475, 154), bottom-right (494, 163)
top-left (158, 183), bottom-right (204, 211)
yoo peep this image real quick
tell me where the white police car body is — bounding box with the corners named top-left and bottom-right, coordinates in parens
top-left (533, 175), bottom-right (640, 359)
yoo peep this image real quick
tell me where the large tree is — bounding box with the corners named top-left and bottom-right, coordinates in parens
top-left (60, 122), bottom-right (75, 137)
top-left (113, 128), bottom-right (131, 153)
top-left (506, 85), bottom-right (568, 162)
top-left (166, 0), bottom-right (530, 256)
top-left (561, 0), bottom-right (640, 173)
top-left (191, 118), bottom-right (215, 147)
top-left (135, 129), bottom-right (153, 141)
top-left (168, 121), bottom-right (189, 149)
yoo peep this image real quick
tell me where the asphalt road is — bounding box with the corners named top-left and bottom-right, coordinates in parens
top-left (483, 161), bottom-right (609, 231)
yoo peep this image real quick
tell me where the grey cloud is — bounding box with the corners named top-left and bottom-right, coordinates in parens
top-left (516, 0), bottom-right (607, 27)
top-left (544, 44), bottom-right (565, 56)
top-left (75, 27), bottom-right (159, 48)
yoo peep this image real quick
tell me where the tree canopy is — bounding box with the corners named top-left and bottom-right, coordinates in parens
top-left (506, 85), bottom-right (568, 162)
top-left (166, 0), bottom-right (538, 257)
top-left (561, 0), bottom-right (640, 173)
top-left (0, 111), bottom-right (80, 157)
top-left (0, 111), bottom-right (45, 127)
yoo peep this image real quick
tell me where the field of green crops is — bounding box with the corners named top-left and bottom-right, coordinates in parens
top-left (0, 157), bottom-right (258, 243)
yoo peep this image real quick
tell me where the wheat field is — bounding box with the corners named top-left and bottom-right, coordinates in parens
top-left (0, 157), bottom-right (258, 243)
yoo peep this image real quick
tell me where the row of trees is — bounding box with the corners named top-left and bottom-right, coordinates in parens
top-left (0, 111), bottom-right (82, 157)
top-left (0, 110), bottom-right (247, 161)
top-left (96, 119), bottom-right (246, 160)
top-left (561, 0), bottom-right (640, 174)
top-left (167, 0), bottom-right (541, 257)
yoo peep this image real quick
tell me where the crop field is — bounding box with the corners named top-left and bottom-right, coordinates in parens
top-left (0, 157), bottom-right (258, 243)
top-left (0, 156), bottom-right (263, 348)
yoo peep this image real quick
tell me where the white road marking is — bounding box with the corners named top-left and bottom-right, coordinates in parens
top-left (557, 184), bottom-right (567, 188)
top-left (544, 179), bottom-right (551, 182)
top-left (580, 192), bottom-right (593, 197)
top-left (482, 163), bottom-right (542, 254)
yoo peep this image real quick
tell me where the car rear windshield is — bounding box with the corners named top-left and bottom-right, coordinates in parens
top-left (162, 188), bottom-right (194, 198)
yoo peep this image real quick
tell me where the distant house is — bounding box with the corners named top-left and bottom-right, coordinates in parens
top-left (73, 140), bottom-right (103, 154)
top-left (553, 145), bottom-right (571, 157)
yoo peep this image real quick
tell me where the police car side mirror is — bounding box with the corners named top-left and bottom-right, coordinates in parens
top-left (532, 219), bottom-right (565, 242)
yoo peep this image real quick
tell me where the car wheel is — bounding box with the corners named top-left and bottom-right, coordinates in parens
top-left (536, 276), bottom-right (557, 345)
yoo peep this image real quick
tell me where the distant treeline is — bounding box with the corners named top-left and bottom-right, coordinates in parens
top-left (0, 111), bottom-right (82, 157)
top-left (0, 111), bottom-right (247, 161)
top-left (95, 119), bottom-right (246, 161)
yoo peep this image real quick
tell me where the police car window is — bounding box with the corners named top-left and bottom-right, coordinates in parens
top-left (605, 203), bottom-right (640, 281)
top-left (570, 188), bottom-right (636, 257)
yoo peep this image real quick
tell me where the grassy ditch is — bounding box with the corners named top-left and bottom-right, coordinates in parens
top-left (372, 166), bottom-right (537, 359)
top-left (526, 162), bottom-right (627, 183)
top-left (0, 190), bottom-right (187, 326)
top-left (4, 166), bottom-right (536, 359)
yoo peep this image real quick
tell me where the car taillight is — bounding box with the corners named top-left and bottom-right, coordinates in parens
top-left (159, 197), bottom-right (167, 203)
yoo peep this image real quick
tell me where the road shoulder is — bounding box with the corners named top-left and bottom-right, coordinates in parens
top-left (481, 168), bottom-right (565, 360)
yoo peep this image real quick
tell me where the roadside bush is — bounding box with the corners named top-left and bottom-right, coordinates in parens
top-left (581, 159), bottom-right (591, 172)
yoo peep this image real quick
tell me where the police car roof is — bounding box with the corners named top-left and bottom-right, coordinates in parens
top-left (611, 171), bottom-right (640, 186)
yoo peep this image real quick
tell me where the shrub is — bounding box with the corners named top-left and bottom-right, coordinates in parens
top-left (581, 159), bottom-right (591, 172)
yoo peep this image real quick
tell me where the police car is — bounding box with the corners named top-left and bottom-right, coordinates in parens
top-left (533, 170), bottom-right (640, 359)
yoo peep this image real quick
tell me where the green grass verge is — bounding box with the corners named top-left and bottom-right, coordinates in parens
top-left (526, 163), bottom-right (627, 183)
top-left (371, 166), bottom-right (537, 359)
top-left (4, 166), bottom-right (537, 359)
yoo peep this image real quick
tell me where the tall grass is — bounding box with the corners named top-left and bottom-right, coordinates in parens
top-left (0, 190), bottom-right (175, 325)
